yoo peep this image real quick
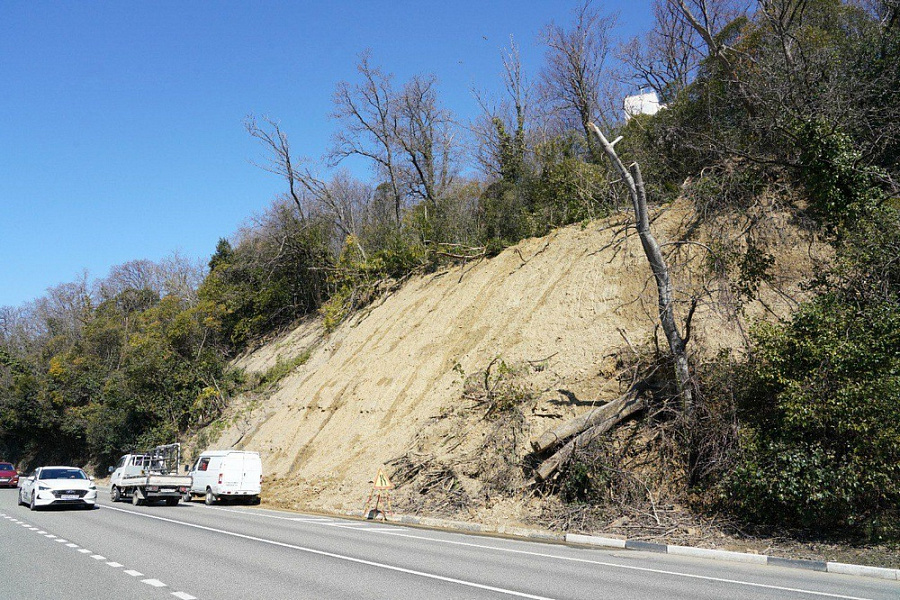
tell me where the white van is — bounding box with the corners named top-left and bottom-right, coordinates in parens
top-left (184, 450), bottom-right (262, 505)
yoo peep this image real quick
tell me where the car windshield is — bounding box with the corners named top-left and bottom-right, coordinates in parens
top-left (39, 468), bottom-right (87, 480)
top-left (0, 463), bottom-right (14, 471)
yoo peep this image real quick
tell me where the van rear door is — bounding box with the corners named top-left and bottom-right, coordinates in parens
top-left (219, 452), bottom-right (261, 493)
top-left (241, 453), bottom-right (262, 494)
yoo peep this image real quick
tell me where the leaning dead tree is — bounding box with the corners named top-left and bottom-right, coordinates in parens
top-left (532, 122), bottom-right (694, 482)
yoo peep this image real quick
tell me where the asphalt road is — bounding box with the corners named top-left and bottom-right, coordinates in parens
top-left (1, 488), bottom-right (897, 600)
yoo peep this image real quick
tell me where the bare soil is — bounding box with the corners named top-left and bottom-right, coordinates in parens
top-left (194, 200), bottom-right (897, 569)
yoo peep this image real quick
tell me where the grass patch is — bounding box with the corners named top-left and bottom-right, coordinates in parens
top-left (249, 350), bottom-right (312, 392)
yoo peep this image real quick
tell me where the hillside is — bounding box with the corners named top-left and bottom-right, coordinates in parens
top-left (196, 198), bottom-right (822, 526)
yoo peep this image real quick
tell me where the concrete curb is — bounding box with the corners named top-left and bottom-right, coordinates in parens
top-left (564, 533), bottom-right (900, 581)
top-left (324, 508), bottom-right (899, 582)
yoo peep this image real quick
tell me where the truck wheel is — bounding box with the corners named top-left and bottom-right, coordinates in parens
top-left (250, 496), bottom-right (261, 505)
top-left (132, 492), bottom-right (142, 506)
top-left (182, 491), bottom-right (192, 503)
top-left (111, 486), bottom-right (121, 502)
top-left (165, 497), bottom-right (179, 506)
top-left (204, 488), bottom-right (216, 506)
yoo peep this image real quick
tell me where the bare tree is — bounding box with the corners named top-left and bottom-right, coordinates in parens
top-left (245, 115), bottom-right (307, 221)
top-left (589, 122), bottom-right (694, 415)
top-left (35, 274), bottom-right (93, 344)
top-left (473, 37), bottom-right (532, 182)
top-left (395, 74), bottom-right (457, 206)
top-left (330, 51), bottom-right (404, 225)
top-left (540, 0), bottom-right (620, 161)
top-left (618, 0), bottom-right (705, 100)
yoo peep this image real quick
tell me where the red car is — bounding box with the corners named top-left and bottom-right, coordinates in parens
top-left (0, 462), bottom-right (19, 488)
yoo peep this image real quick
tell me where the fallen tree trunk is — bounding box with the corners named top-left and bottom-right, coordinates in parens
top-left (533, 392), bottom-right (646, 482)
top-left (531, 386), bottom-right (644, 454)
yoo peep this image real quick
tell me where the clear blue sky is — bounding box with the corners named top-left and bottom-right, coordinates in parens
top-left (0, 1), bottom-right (653, 308)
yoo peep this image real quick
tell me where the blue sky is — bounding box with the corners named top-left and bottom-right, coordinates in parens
top-left (0, 1), bottom-right (653, 308)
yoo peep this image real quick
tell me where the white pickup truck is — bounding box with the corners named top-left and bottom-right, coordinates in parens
top-left (109, 444), bottom-right (192, 506)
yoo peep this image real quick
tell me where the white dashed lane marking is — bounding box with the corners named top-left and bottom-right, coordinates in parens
top-left (3, 509), bottom-right (213, 600)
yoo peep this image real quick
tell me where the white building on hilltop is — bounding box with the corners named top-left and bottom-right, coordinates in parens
top-left (623, 91), bottom-right (663, 120)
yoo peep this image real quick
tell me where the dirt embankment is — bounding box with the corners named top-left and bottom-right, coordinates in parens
top-left (191, 197), bottom-right (900, 570)
top-left (199, 199), bottom-right (812, 511)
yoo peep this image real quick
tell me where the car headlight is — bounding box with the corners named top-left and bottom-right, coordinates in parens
top-left (38, 484), bottom-right (51, 491)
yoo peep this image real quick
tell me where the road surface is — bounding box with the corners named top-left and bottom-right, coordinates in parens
top-left (0, 488), bottom-right (897, 600)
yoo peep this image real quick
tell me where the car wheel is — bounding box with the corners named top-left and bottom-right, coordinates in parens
top-left (204, 488), bottom-right (216, 505)
top-left (17, 489), bottom-right (25, 506)
top-left (110, 485), bottom-right (121, 502)
top-left (132, 492), bottom-right (142, 506)
top-left (29, 492), bottom-right (37, 511)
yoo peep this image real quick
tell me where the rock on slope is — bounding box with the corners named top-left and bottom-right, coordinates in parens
top-left (206, 200), bottom-right (819, 515)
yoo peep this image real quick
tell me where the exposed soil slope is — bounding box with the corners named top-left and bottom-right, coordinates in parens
top-left (205, 199), bottom-right (819, 518)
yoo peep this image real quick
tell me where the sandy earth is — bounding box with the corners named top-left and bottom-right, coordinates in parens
top-left (188, 199), bottom-right (900, 570)
top-left (199, 200), bottom-right (817, 517)
top-left (184, 200), bottom-right (900, 569)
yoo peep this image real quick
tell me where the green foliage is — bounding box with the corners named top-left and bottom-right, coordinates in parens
top-left (721, 295), bottom-right (900, 537)
top-left (198, 216), bottom-right (333, 349)
top-left (795, 120), bottom-right (886, 232)
top-left (249, 350), bottom-right (312, 392)
top-left (477, 135), bottom-right (611, 250)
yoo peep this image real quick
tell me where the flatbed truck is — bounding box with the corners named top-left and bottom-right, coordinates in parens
top-left (109, 443), bottom-right (192, 506)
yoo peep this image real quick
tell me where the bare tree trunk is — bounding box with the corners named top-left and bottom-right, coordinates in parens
top-left (534, 392), bottom-right (646, 482)
top-left (588, 122), bottom-right (693, 415)
top-left (531, 385), bottom-right (644, 454)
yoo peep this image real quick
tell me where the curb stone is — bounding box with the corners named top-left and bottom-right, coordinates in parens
top-left (564, 533), bottom-right (900, 582)
top-left (321, 508), bottom-right (899, 582)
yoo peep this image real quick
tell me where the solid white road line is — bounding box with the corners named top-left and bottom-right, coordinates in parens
top-left (104, 504), bottom-right (880, 600)
top-left (105, 505), bottom-right (554, 600)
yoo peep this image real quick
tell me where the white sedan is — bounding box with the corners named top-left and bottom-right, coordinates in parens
top-left (18, 466), bottom-right (98, 510)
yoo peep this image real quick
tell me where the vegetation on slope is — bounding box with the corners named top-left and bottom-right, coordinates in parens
top-left (1, 0), bottom-right (898, 541)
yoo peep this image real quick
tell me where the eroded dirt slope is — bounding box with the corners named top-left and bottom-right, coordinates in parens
top-left (206, 200), bottom-right (819, 516)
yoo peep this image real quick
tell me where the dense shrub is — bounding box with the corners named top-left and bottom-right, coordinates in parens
top-left (721, 296), bottom-right (900, 538)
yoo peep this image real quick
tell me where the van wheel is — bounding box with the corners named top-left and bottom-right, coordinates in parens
top-left (204, 488), bottom-right (216, 505)
top-left (111, 486), bottom-right (121, 502)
